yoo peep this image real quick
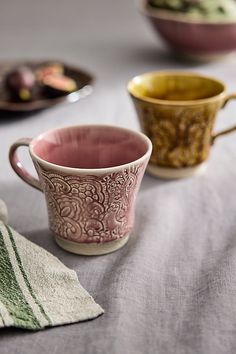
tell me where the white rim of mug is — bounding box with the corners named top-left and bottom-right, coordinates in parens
top-left (29, 124), bottom-right (153, 175)
top-left (127, 71), bottom-right (226, 106)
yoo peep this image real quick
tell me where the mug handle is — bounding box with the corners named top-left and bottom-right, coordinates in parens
top-left (9, 138), bottom-right (42, 191)
top-left (212, 93), bottom-right (236, 144)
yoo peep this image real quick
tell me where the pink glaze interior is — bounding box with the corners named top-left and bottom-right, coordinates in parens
top-left (32, 125), bottom-right (149, 169)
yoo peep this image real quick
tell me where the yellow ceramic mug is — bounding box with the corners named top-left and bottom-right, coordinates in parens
top-left (128, 71), bottom-right (236, 179)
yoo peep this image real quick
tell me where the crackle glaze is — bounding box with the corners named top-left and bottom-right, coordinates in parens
top-left (135, 101), bottom-right (220, 168)
top-left (128, 71), bottom-right (236, 178)
top-left (36, 162), bottom-right (145, 244)
top-left (9, 125), bottom-right (152, 255)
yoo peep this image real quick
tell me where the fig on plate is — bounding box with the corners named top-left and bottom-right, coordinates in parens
top-left (36, 63), bottom-right (64, 81)
top-left (5, 66), bottom-right (36, 101)
top-left (42, 74), bottom-right (77, 97)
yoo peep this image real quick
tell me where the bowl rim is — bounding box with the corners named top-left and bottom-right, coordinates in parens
top-left (139, 0), bottom-right (236, 25)
top-left (127, 71), bottom-right (226, 106)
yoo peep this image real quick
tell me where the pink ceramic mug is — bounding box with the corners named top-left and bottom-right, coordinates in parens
top-left (9, 125), bottom-right (152, 255)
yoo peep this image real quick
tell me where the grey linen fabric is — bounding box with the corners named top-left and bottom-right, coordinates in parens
top-left (1, 0), bottom-right (236, 353)
top-left (0, 204), bottom-right (104, 330)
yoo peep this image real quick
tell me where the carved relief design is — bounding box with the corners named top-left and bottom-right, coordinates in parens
top-left (36, 164), bottom-right (145, 243)
top-left (137, 102), bottom-right (220, 168)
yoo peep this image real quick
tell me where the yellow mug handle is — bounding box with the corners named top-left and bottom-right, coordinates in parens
top-left (212, 93), bottom-right (236, 144)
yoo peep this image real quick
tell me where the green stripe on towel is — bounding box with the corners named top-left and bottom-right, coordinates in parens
top-left (0, 201), bottom-right (104, 331)
top-left (5, 225), bottom-right (52, 326)
top-left (0, 228), bottom-right (41, 329)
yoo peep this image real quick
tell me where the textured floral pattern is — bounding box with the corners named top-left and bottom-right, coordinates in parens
top-left (136, 101), bottom-right (221, 168)
top-left (36, 163), bottom-right (145, 243)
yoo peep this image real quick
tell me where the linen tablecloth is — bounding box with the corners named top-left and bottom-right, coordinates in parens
top-left (1, 0), bottom-right (236, 353)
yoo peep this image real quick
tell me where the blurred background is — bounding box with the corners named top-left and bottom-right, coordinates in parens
top-left (1, 0), bottom-right (236, 231)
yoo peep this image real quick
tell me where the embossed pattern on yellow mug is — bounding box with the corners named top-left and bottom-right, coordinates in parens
top-left (128, 71), bottom-right (236, 179)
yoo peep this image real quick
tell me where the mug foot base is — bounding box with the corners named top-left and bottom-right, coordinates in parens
top-left (54, 234), bottom-right (130, 256)
top-left (147, 162), bottom-right (207, 179)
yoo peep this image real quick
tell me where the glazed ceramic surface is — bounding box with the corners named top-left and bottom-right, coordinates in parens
top-left (128, 71), bottom-right (236, 178)
top-left (140, 1), bottom-right (236, 59)
top-left (9, 125), bottom-right (152, 255)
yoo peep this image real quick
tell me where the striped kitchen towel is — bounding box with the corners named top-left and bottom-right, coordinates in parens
top-left (0, 200), bottom-right (104, 330)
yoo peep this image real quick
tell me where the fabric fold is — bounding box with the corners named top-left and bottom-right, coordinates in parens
top-left (0, 200), bottom-right (104, 330)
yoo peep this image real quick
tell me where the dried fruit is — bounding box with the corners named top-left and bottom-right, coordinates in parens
top-left (42, 74), bottom-right (77, 97)
top-left (36, 63), bottom-right (64, 81)
top-left (5, 66), bottom-right (36, 101)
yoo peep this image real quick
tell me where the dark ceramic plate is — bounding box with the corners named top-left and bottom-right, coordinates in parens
top-left (0, 60), bottom-right (93, 112)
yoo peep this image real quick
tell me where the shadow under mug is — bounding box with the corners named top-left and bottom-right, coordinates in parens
top-left (9, 125), bottom-right (152, 256)
top-left (128, 71), bottom-right (236, 179)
